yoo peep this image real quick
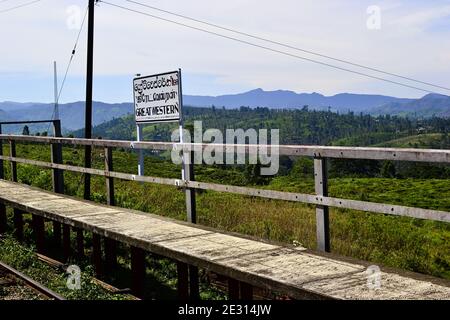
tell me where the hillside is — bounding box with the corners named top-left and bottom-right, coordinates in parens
top-left (184, 88), bottom-right (412, 111)
top-left (0, 109), bottom-right (10, 122)
top-left (2, 90), bottom-right (448, 136)
top-left (1, 91), bottom-right (448, 135)
top-left (373, 133), bottom-right (450, 148)
top-left (371, 93), bottom-right (450, 118)
top-left (0, 101), bottom-right (133, 132)
top-left (72, 106), bottom-right (450, 147)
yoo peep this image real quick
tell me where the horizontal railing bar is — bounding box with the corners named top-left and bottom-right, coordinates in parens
top-left (188, 181), bottom-right (450, 222)
top-left (1, 155), bottom-right (448, 223)
top-left (0, 120), bottom-right (58, 125)
top-left (1, 134), bottom-right (449, 163)
top-left (0, 155), bottom-right (177, 186)
top-left (0, 134), bottom-right (173, 150)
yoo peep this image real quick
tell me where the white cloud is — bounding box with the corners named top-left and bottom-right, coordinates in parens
top-left (390, 5), bottom-right (450, 30)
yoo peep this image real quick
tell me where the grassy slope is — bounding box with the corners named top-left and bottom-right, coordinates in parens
top-left (372, 133), bottom-right (444, 148)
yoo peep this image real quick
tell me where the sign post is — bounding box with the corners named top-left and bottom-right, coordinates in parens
top-left (132, 69), bottom-right (199, 298)
top-left (136, 124), bottom-right (144, 176)
top-left (133, 70), bottom-right (183, 176)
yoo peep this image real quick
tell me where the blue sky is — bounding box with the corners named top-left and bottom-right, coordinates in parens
top-left (1, 72), bottom-right (243, 103)
top-left (1, 0), bottom-right (450, 103)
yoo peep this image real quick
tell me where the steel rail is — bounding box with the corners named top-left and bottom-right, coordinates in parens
top-left (0, 260), bottom-right (65, 300)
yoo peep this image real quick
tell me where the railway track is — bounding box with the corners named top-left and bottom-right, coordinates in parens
top-left (0, 261), bottom-right (65, 300)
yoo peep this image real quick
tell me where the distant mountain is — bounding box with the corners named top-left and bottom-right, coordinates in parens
top-left (371, 94), bottom-right (450, 118)
top-left (0, 109), bottom-right (11, 121)
top-left (0, 101), bottom-right (133, 132)
top-left (1, 89), bottom-right (448, 134)
top-left (184, 88), bottom-right (413, 112)
top-left (0, 102), bottom-right (47, 112)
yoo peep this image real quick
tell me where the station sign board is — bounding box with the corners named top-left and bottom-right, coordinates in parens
top-left (133, 70), bottom-right (181, 124)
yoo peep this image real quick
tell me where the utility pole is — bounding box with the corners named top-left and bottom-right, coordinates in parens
top-left (84, 0), bottom-right (95, 200)
top-left (53, 61), bottom-right (59, 120)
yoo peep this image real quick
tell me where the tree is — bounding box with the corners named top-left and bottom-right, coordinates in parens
top-left (244, 162), bottom-right (271, 185)
top-left (22, 125), bottom-right (30, 136)
top-left (381, 161), bottom-right (396, 178)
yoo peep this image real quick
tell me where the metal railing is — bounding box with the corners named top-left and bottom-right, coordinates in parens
top-left (0, 134), bottom-right (449, 253)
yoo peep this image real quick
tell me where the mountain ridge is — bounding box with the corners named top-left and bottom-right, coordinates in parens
top-left (371, 93), bottom-right (450, 118)
top-left (183, 88), bottom-right (415, 112)
top-left (1, 89), bottom-right (448, 133)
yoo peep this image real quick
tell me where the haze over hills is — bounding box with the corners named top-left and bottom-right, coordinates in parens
top-left (370, 93), bottom-right (450, 118)
top-left (0, 89), bottom-right (449, 133)
top-left (183, 88), bottom-right (414, 112)
top-left (0, 101), bottom-right (133, 132)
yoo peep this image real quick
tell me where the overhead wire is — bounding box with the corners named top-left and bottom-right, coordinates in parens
top-left (0, 0), bottom-right (42, 14)
top-left (125, 0), bottom-right (450, 92)
top-left (56, 5), bottom-right (89, 104)
top-left (47, 6), bottom-right (89, 134)
top-left (99, 0), bottom-right (441, 95)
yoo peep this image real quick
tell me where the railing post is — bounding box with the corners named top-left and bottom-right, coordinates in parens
top-left (51, 120), bottom-right (64, 248)
top-left (0, 204), bottom-right (6, 235)
top-left (32, 214), bottom-right (45, 254)
top-left (0, 124), bottom-right (4, 180)
top-left (177, 261), bottom-right (199, 301)
top-left (53, 221), bottom-right (62, 248)
top-left (62, 224), bottom-right (71, 261)
top-left (0, 127), bottom-right (5, 235)
top-left (130, 246), bottom-right (145, 298)
top-left (240, 282), bottom-right (254, 300)
top-left (76, 229), bottom-right (84, 260)
top-left (104, 238), bottom-right (117, 275)
top-left (182, 146), bottom-right (200, 299)
top-left (13, 209), bottom-right (23, 241)
top-left (183, 149), bottom-right (196, 224)
top-left (104, 147), bottom-right (115, 206)
top-left (9, 140), bottom-right (17, 182)
top-left (92, 233), bottom-right (102, 277)
top-left (51, 120), bottom-right (64, 193)
top-left (227, 279), bottom-right (253, 300)
top-left (10, 141), bottom-right (23, 242)
top-left (314, 157), bottom-right (330, 252)
top-left (189, 265), bottom-right (200, 300)
top-left (104, 147), bottom-right (118, 275)
top-left (177, 261), bottom-right (189, 300)
top-left (228, 278), bottom-right (240, 300)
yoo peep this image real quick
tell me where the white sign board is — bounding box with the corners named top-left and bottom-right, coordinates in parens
top-left (133, 71), bottom-right (181, 124)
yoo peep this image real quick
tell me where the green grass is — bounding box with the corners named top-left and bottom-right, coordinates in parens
top-left (0, 235), bottom-right (131, 300)
top-left (0, 208), bottom-right (225, 300)
top-left (373, 133), bottom-right (444, 148)
top-left (2, 142), bottom-right (450, 285)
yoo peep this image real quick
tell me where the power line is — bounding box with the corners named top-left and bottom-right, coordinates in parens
top-left (57, 6), bottom-right (89, 104)
top-left (0, 0), bottom-right (42, 14)
top-left (100, 1), bottom-right (438, 95)
top-left (47, 6), bottom-right (88, 133)
top-left (125, 0), bottom-right (450, 92)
